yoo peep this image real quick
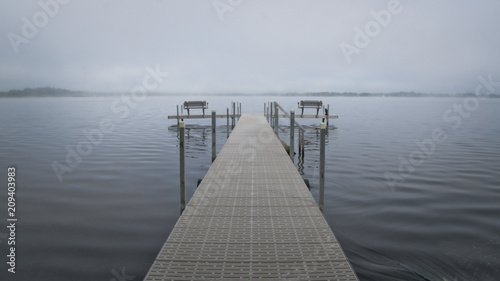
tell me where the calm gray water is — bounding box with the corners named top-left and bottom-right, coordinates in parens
top-left (0, 96), bottom-right (499, 281)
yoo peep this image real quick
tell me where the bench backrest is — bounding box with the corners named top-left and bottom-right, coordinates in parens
top-left (299, 100), bottom-right (322, 108)
top-left (184, 101), bottom-right (208, 108)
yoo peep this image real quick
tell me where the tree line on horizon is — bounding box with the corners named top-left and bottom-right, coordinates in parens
top-left (1, 87), bottom-right (499, 98)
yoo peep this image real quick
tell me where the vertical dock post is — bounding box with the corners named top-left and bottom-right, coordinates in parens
top-left (232, 101), bottom-right (235, 129)
top-left (300, 129), bottom-right (305, 158)
top-left (319, 122), bottom-right (326, 212)
top-left (272, 102), bottom-right (275, 128)
top-left (226, 107), bottom-right (230, 138)
top-left (267, 102), bottom-right (270, 123)
top-left (290, 110), bottom-right (295, 163)
top-left (179, 121), bottom-right (186, 214)
top-left (270, 102), bottom-right (273, 125)
top-left (212, 110), bottom-right (216, 162)
top-left (269, 103), bottom-right (273, 126)
top-left (264, 102), bottom-right (269, 123)
top-left (326, 104), bottom-right (330, 130)
top-left (176, 105), bottom-right (180, 127)
top-left (274, 102), bottom-right (278, 135)
top-left (298, 129), bottom-right (301, 155)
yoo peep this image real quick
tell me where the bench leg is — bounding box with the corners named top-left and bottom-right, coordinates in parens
top-left (187, 108), bottom-right (190, 117)
top-left (316, 108), bottom-right (319, 117)
top-left (301, 108), bottom-right (304, 117)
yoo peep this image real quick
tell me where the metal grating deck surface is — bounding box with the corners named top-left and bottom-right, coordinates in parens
top-left (144, 114), bottom-right (358, 280)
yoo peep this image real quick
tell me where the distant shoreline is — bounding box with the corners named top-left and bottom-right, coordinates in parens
top-left (1, 87), bottom-right (498, 98)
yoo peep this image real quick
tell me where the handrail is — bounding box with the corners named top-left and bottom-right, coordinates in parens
top-left (267, 101), bottom-right (306, 160)
top-left (274, 102), bottom-right (306, 132)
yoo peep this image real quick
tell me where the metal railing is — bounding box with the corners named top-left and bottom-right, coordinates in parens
top-left (264, 101), bottom-right (306, 161)
top-left (264, 101), bottom-right (327, 212)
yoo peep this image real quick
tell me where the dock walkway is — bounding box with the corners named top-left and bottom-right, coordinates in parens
top-left (144, 113), bottom-right (358, 280)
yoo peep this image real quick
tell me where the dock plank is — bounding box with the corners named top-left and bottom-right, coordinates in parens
top-left (144, 113), bottom-right (358, 280)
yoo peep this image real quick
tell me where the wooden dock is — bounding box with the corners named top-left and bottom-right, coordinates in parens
top-left (144, 114), bottom-right (358, 280)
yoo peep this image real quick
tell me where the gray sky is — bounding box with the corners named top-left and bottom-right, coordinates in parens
top-left (1, 0), bottom-right (499, 94)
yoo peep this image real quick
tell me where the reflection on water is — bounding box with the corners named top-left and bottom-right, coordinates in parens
top-left (169, 124), bottom-right (233, 157)
top-left (297, 152), bottom-right (305, 175)
top-left (0, 96), bottom-right (499, 281)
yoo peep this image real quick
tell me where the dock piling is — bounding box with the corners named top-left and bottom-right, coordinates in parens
top-left (298, 129), bottom-right (301, 156)
top-left (226, 107), bottom-right (230, 138)
top-left (265, 102), bottom-right (267, 122)
top-left (290, 110), bottom-right (295, 163)
top-left (319, 122), bottom-right (326, 212)
top-left (270, 102), bottom-right (273, 126)
top-left (179, 121), bottom-right (186, 214)
top-left (301, 129), bottom-right (305, 157)
top-left (267, 102), bottom-right (270, 123)
top-left (274, 102), bottom-right (278, 135)
top-left (326, 104), bottom-right (330, 130)
top-left (212, 110), bottom-right (216, 162)
top-left (231, 101), bottom-right (235, 129)
top-left (268, 102), bottom-right (271, 123)
top-left (176, 105), bottom-right (180, 127)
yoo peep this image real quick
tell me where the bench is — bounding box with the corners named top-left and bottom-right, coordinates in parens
top-left (297, 100), bottom-right (322, 116)
top-left (183, 101), bottom-right (208, 116)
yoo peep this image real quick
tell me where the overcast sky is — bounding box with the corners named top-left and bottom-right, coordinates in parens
top-left (1, 0), bottom-right (499, 94)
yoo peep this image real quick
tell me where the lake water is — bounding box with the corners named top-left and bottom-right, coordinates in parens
top-left (0, 96), bottom-right (499, 281)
